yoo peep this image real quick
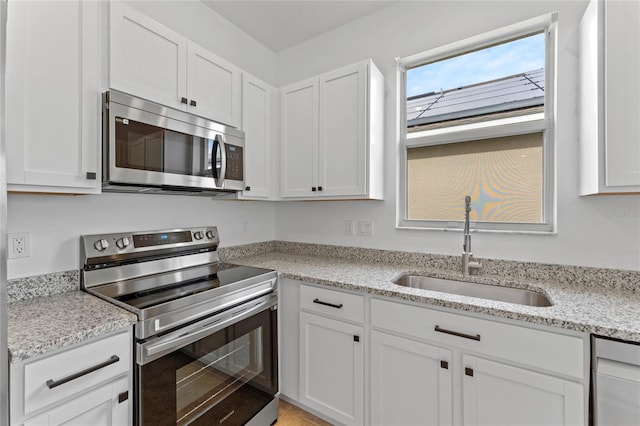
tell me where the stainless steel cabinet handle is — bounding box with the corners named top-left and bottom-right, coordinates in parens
top-left (46, 355), bottom-right (120, 389)
top-left (434, 325), bottom-right (481, 341)
top-left (313, 298), bottom-right (343, 309)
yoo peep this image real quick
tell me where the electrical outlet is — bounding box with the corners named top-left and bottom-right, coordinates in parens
top-left (345, 220), bottom-right (355, 236)
top-left (9, 232), bottom-right (31, 259)
top-left (357, 220), bottom-right (373, 237)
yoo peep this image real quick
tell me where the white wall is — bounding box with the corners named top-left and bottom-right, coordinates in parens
top-left (6, 0), bottom-right (279, 280)
top-left (274, 1), bottom-right (640, 271)
top-left (7, 193), bottom-right (275, 279)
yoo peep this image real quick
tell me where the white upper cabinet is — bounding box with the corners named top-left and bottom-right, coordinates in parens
top-left (239, 73), bottom-right (275, 199)
top-left (109, 1), bottom-right (241, 128)
top-left (281, 60), bottom-right (384, 200)
top-left (281, 78), bottom-right (319, 198)
top-left (6, 0), bottom-right (101, 194)
top-left (579, 0), bottom-right (640, 195)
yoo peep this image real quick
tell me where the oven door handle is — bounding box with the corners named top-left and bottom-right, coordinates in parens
top-left (137, 293), bottom-right (276, 365)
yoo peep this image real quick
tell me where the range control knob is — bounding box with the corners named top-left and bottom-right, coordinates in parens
top-left (93, 239), bottom-right (109, 252)
top-left (206, 230), bottom-right (215, 239)
top-left (193, 231), bottom-right (204, 240)
top-left (116, 237), bottom-right (131, 250)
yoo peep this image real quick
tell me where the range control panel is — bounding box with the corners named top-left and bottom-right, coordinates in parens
top-left (81, 226), bottom-right (219, 261)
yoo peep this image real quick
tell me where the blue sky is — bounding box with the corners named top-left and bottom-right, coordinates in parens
top-left (407, 33), bottom-right (545, 97)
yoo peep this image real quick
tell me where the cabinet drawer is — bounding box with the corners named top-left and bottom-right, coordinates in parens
top-left (23, 330), bottom-right (131, 415)
top-left (371, 298), bottom-right (584, 379)
top-left (300, 284), bottom-right (364, 323)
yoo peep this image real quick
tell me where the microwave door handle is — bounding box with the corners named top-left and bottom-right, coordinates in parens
top-left (214, 134), bottom-right (227, 188)
top-left (211, 137), bottom-right (219, 179)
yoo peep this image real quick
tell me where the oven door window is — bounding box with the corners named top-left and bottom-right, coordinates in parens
top-left (138, 307), bottom-right (277, 426)
top-left (115, 117), bottom-right (212, 177)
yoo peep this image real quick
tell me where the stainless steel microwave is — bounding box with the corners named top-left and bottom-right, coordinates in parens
top-left (102, 91), bottom-right (244, 196)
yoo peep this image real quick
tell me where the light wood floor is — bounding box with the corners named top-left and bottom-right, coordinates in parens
top-left (277, 399), bottom-right (333, 426)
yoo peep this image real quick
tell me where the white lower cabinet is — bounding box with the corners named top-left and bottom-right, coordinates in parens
top-left (280, 280), bottom-right (588, 426)
top-left (370, 331), bottom-right (452, 426)
top-left (23, 377), bottom-right (128, 426)
top-left (298, 284), bottom-right (365, 426)
top-left (299, 312), bottom-right (364, 425)
top-left (462, 355), bottom-right (584, 426)
top-left (11, 329), bottom-right (132, 426)
top-left (371, 298), bottom-right (588, 426)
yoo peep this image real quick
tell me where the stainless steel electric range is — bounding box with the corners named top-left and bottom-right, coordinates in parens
top-left (80, 227), bottom-right (278, 426)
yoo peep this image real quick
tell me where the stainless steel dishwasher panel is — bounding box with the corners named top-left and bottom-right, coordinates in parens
top-left (592, 336), bottom-right (640, 425)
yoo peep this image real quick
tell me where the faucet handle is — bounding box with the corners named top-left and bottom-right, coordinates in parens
top-left (468, 258), bottom-right (482, 271)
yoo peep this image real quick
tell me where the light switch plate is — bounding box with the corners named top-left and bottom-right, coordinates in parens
top-left (357, 220), bottom-right (373, 237)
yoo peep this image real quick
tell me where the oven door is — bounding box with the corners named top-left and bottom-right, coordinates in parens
top-left (136, 293), bottom-right (278, 426)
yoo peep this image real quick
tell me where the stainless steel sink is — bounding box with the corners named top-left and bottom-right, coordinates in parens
top-left (393, 275), bottom-right (553, 307)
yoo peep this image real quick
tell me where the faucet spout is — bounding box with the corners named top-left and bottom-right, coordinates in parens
top-left (462, 196), bottom-right (482, 276)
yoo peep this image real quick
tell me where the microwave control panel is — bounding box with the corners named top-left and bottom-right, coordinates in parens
top-left (225, 145), bottom-right (244, 181)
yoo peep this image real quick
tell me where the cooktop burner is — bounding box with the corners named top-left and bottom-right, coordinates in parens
top-left (108, 263), bottom-right (275, 310)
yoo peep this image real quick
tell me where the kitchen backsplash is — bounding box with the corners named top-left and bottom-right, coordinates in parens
top-left (7, 241), bottom-right (640, 303)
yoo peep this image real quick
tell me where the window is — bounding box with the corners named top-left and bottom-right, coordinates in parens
top-left (398, 15), bottom-right (556, 233)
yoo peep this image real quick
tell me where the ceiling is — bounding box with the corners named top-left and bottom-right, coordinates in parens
top-left (202, 1), bottom-right (396, 53)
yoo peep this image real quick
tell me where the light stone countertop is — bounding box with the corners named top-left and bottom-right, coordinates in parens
top-left (8, 291), bottom-right (137, 363)
top-left (229, 251), bottom-right (640, 343)
top-left (6, 241), bottom-right (639, 363)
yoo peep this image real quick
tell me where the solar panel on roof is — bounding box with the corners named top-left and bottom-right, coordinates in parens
top-left (407, 69), bottom-right (544, 127)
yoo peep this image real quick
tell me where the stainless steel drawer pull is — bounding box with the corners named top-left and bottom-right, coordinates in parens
top-left (434, 325), bottom-right (481, 341)
top-left (313, 298), bottom-right (343, 309)
top-left (46, 355), bottom-right (120, 389)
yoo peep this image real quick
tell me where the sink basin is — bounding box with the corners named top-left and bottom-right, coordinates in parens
top-left (393, 275), bottom-right (553, 307)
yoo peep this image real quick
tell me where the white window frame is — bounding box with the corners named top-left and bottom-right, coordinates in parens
top-left (397, 13), bottom-right (558, 234)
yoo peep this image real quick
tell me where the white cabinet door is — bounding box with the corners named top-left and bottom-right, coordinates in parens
top-left (602, 0), bottom-right (640, 188)
top-left (280, 59), bottom-right (383, 200)
top-left (240, 74), bottom-right (273, 198)
top-left (23, 377), bottom-right (129, 426)
top-left (281, 79), bottom-right (318, 198)
top-left (462, 355), bottom-right (584, 426)
top-left (371, 331), bottom-right (452, 426)
top-left (187, 42), bottom-right (241, 127)
top-left (318, 62), bottom-right (367, 197)
top-left (6, 0), bottom-right (100, 193)
top-left (579, 0), bottom-right (640, 194)
top-left (110, 1), bottom-right (187, 111)
top-left (299, 312), bottom-right (364, 426)
top-left (110, 1), bottom-right (241, 127)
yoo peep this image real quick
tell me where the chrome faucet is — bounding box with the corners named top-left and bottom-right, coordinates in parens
top-left (462, 196), bottom-right (482, 276)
